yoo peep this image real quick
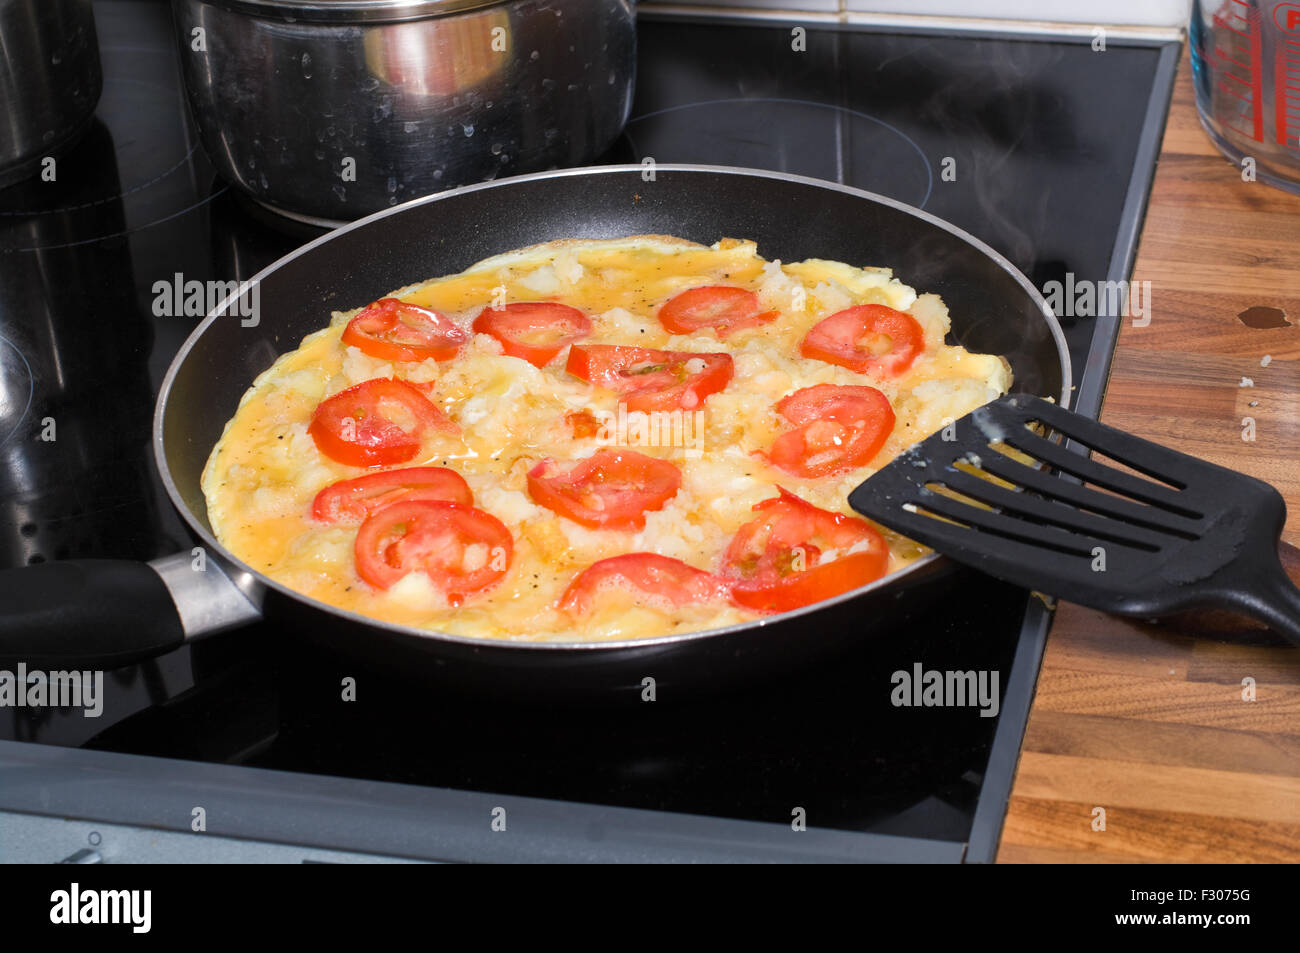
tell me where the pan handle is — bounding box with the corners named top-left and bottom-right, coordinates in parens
top-left (0, 553), bottom-right (261, 669)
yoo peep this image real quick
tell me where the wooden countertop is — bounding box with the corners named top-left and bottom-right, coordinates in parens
top-left (996, 50), bottom-right (1300, 862)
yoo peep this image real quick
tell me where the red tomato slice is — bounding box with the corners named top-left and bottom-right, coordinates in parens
top-left (657, 285), bottom-right (779, 338)
top-left (722, 487), bottom-right (889, 612)
top-left (354, 500), bottom-right (513, 605)
top-left (526, 449), bottom-right (682, 530)
top-left (308, 378), bottom-right (458, 468)
top-left (342, 298), bottom-right (468, 363)
top-left (800, 304), bottom-right (925, 377)
top-left (565, 344), bottom-right (733, 412)
top-left (560, 553), bottom-right (735, 616)
top-left (767, 384), bottom-right (896, 478)
top-left (471, 301), bottom-right (592, 368)
top-left (311, 467), bottom-right (473, 523)
top-left (731, 551), bottom-right (887, 614)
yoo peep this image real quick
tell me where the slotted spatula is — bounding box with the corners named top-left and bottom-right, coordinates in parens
top-left (848, 394), bottom-right (1300, 647)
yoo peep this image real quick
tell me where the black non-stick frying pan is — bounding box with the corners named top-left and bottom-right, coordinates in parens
top-left (0, 166), bottom-right (1070, 696)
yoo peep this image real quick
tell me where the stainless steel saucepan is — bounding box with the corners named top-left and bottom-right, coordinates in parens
top-left (170, 0), bottom-right (637, 223)
top-left (0, 0), bottom-right (102, 189)
top-left (0, 166), bottom-right (1070, 697)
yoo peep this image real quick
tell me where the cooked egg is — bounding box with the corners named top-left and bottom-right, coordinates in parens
top-left (202, 236), bottom-right (1012, 642)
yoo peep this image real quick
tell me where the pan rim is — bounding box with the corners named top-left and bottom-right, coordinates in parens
top-left (154, 163), bottom-right (1071, 652)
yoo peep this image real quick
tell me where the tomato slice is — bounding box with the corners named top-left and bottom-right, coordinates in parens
top-left (565, 344), bottom-right (733, 412)
top-left (471, 301), bottom-right (592, 368)
top-left (311, 467), bottom-right (473, 523)
top-left (800, 304), bottom-right (925, 377)
top-left (560, 553), bottom-right (735, 616)
top-left (342, 298), bottom-right (468, 363)
top-left (721, 487), bottom-right (889, 612)
top-left (657, 285), bottom-right (779, 338)
top-left (526, 449), bottom-right (682, 530)
top-left (767, 384), bottom-right (896, 478)
top-left (354, 500), bottom-right (513, 605)
top-left (308, 378), bottom-right (458, 468)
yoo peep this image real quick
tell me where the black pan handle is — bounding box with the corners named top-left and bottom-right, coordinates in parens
top-left (0, 560), bottom-right (185, 668)
top-left (0, 554), bottom-right (261, 669)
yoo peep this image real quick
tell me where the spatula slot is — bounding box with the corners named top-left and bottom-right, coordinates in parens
top-left (923, 470), bottom-right (1167, 552)
top-left (975, 445), bottom-right (1203, 541)
top-left (999, 427), bottom-right (1204, 520)
top-left (1013, 398), bottom-right (1200, 492)
top-left (909, 489), bottom-right (1106, 558)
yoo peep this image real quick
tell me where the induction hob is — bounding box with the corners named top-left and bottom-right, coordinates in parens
top-left (0, 1), bottom-right (1179, 863)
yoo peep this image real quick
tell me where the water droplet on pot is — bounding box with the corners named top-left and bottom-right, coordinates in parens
top-left (333, 183), bottom-right (346, 200)
top-left (433, 169), bottom-right (443, 179)
top-left (301, 52), bottom-right (313, 78)
top-left (463, 124), bottom-right (475, 137)
top-left (490, 142), bottom-right (503, 155)
top-left (387, 176), bottom-right (398, 193)
top-left (530, 50), bottom-right (539, 60)
top-left (404, 121), bottom-right (417, 133)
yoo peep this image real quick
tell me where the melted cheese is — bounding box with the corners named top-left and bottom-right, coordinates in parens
top-left (202, 237), bottom-right (1011, 642)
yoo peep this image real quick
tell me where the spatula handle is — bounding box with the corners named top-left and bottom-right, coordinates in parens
top-left (1239, 542), bottom-right (1300, 648)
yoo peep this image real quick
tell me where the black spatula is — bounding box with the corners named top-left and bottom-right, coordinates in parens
top-left (848, 394), bottom-right (1300, 647)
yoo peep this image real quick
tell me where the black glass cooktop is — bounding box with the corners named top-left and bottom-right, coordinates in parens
top-left (0, 1), bottom-right (1177, 860)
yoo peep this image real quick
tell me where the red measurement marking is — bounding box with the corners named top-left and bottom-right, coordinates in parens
top-left (1211, 2), bottom-right (1264, 141)
top-left (1279, 5), bottom-right (1300, 146)
top-left (1218, 81), bottom-right (1253, 103)
top-left (1243, 6), bottom-right (1263, 140)
top-left (1216, 48), bottom-right (1253, 70)
top-left (1213, 13), bottom-right (1250, 38)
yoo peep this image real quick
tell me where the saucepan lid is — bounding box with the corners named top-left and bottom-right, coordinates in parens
top-left (193, 0), bottom-right (508, 24)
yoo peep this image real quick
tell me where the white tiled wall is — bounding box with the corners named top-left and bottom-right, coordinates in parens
top-left (652, 0), bottom-right (1193, 27)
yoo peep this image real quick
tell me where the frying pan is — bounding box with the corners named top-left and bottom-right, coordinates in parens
top-left (0, 165), bottom-right (1070, 697)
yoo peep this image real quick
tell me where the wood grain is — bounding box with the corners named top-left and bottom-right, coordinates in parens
top-left (996, 50), bottom-right (1300, 863)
